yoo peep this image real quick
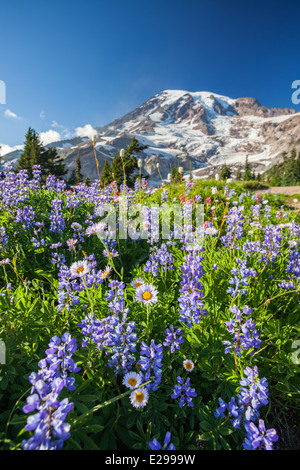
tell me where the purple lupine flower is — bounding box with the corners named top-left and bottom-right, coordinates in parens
top-left (149, 432), bottom-right (176, 450)
top-left (227, 259), bottom-right (258, 297)
top-left (139, 340), bottom-right (163, 391)
top-left (171, 376), bottom-right (197, 407)
top-left (178, 249), bottom-right (208, 327)
top-left (222, 305), bottom-right (261, 356)
top-left (21, 334), bottom-right (80, 450)
top-left (49, 198), bottom-right (66, 234)
top-left (243, 419), bottom-right (278, 450)
top-left (215, 366), bottom-right (272, 433)
top-left (144, 243), bottom-right (174, 277)
top-left (163, 325), bottom-right (184, 353)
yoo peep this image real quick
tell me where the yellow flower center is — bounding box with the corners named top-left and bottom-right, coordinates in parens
top-left (135, 282), bottom-right (142, 288)
top-left (128, 378), bottom-right (137, 386)
top-left (77, 266), bottom-right (84, 274)
top-left (135, 392), bottom-right (144, 403)
top-left (142, 291), bottom-right (152, 301)
top-left (185, 362), bottom-right (193, 370)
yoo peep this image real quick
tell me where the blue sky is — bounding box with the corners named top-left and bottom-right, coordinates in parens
top-left (0, 0), bottom-right (300, 147)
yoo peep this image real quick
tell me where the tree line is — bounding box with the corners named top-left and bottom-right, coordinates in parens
top-left (10, 127), bottom-right (147, 188)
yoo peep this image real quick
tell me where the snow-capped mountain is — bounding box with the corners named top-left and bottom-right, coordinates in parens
top-left (2, 90), bottom-right (300, 182)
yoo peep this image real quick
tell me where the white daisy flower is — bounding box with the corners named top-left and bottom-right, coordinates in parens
top-left (122, 372), bottom-right (142, 390)
top-left (98, 265), bottom-right (112, 280)
top-left (131, 278), bottom-right (145, 289)
top-left (130, 387), bottom-right (149, 408)
top-left (70, 260), bottom-right (90, 278)
top-left (183, 359), bottom-right (195, 372)
top-left (135, 283), bottom-right (158, 305)
top-left (85, 222), bottom-right (107, 236)
top-left (71, 222), bottom-right (82, 231)
top-left (205, 227), bottom-right (218, 236)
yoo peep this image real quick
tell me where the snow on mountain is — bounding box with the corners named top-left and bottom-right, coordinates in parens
top-left (1, 90), bottom-right (300, 182)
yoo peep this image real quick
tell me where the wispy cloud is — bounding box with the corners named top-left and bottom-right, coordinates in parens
top-left (51, 120), bottom-right (65, 129)
top-left (4, 109), bottom-right (22, 120)
top-left (40, 110), bottom-right (46, 119)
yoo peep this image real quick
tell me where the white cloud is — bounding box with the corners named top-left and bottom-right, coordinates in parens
top-left (75, 124), bottom-right (98, 140)
top-left (4, 109), bottom-right (22, 120)
top-left (40, 111), bottom-right (46, 119)
top-left (0, 143), bottom-right (24, 157)
top-left (39, 129), bottom-right (61, 146)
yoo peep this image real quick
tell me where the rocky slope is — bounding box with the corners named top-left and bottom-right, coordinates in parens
top-left (1, 90), bottom-right (300, 183)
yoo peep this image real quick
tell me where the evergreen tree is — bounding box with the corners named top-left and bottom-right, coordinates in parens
top-left (111, 138), bottom-right (147, 187)
top-left (243, 156), bottom-right (252, 181)
top-left (17, 127), bottom-right (45, 177)
top-left (17, 127), bottom-right (67, 180)
top-left (40, 146), bottom-right (67, 180)
top-left (220, 163), bottom-right (231, 180)
top-left (170, 166), bottom-right (181, 183)
top-left (67, 169), bottom-right (77, 187)
top-left (111, 153), bottom-right (124, 187)
top-left (236, 164), bottom-right (242, 180)
top-left (281, 149), bottom-right (300, 186)
top-left (189, 161), bottom-right (193, 181)
top-left (75, 152), bottom-right (83, 184)
top-left (102, 160), bottom-right (113, 187)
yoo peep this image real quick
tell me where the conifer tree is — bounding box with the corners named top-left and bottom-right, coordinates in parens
top-left (75, 152), bottom-right (83, 184)
top-left (17, 127), bottom-right (66, 180)
top-left (220, 163), bottom-right (231, 180)
top-left (17, 127), bottom-right (45, 176)
top-left (243, 156), bottom-right (252, 181)
top-left (236, 164), bottom-right (242, 180)
top-left (102, 160), bottom-right (113, 187)
top-left (170, 166), bottom-right (181, 183)
top-left (111, 138), bottom-right (147, 187)
top-left (40, 146), bottom-right (67, 180)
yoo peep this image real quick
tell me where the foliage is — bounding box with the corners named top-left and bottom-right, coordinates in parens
top-left (264, 148), bottom-right (300, 186)
top-left (0, 170), bottom-right (299, 451)
top-left (17, 127), bottom-right (66, 180)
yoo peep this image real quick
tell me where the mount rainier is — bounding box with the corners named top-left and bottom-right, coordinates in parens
top-left (1, 89), bottom-right (300, 183)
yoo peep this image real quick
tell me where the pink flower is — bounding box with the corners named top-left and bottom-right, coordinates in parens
top-left (205, 197), bottom-right (211, 204)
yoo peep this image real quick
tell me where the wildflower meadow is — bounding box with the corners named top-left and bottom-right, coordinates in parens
top-left (0, 162), bottom-right (299, 451)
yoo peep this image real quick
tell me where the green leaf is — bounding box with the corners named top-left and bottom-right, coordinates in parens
top-left (199, 421), bottom-right (213, 431)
